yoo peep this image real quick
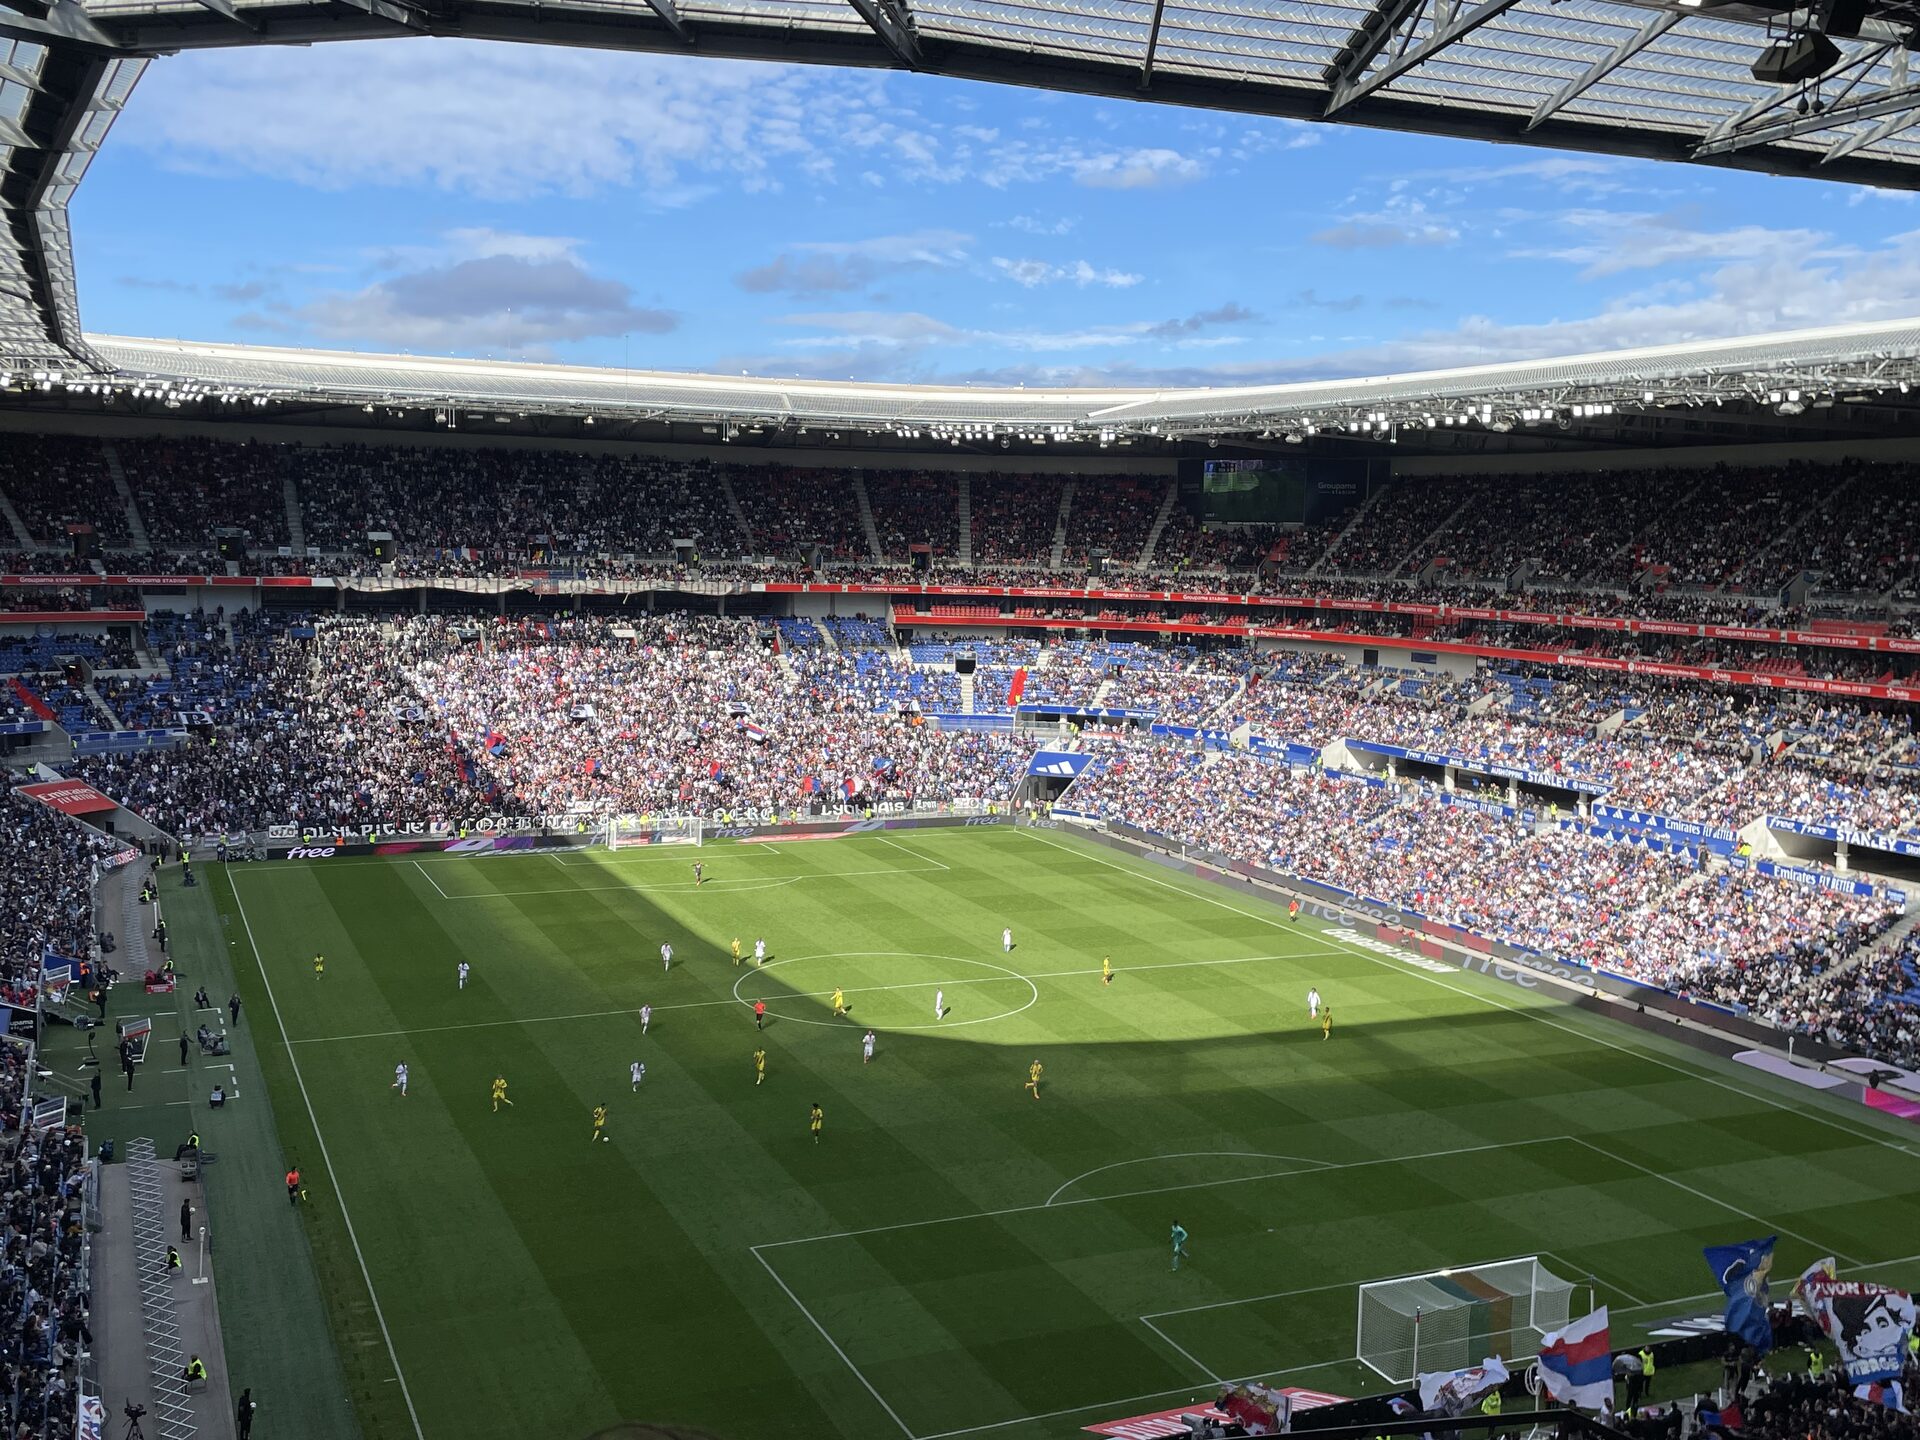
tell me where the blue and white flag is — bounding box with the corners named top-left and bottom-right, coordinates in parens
top-left (1704, 1236), bottom-right (1777, 1354)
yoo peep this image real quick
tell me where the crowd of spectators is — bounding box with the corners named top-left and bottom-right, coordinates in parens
top-left (121, 437), bottom-right (288, 550)
top-left (0, 792), bottom-right (121, 1005)
top-left (732, 468), bottom-right (865, 560)
top-left (865, 471), bottom-right (959, 561)
top-left (970, 475), bottom-right (1065, 566)
top-left (1061, 476), bottom-right (1167, 568)
top-left (0, 437), bottom-right (128, 548)
top-left (0, 1037), bottom-right (93, 1440)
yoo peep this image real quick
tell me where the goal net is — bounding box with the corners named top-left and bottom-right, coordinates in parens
top-left (606, 815), bottom-right (705, 849)
top-left (1356, 1257), bottom-right (1576, 1384)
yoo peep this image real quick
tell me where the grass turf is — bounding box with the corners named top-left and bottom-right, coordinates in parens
top-left (180, 825), bottom-right (1920, 1440)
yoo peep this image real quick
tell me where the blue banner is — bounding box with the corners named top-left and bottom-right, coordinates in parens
top-left (1028, 749), bottom-right (1094, 779)
top-left (1248, 736), bottom-right (1321, 767)
top-left (1765, 816), bottom-right (1920, 858)
top-left (1704, 1237), bottom-right (1777, 1354)
top-left (69, 728), bottom-right (185, 756)
top-left (0, 721), bottom-right (45, 737)
top-left (1593, 804), bottom-right (1738, 848)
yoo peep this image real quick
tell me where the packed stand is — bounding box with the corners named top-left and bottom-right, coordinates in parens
top-left (1061, 476), bottom-right (1167, 568)
top-left (0, 790), bottom-right (122, 1005)
top-left (866, 471), bottom-right (959, 561)
top-left (0, 437), bottom-right (128, 549)
top-left (122, 437), bottom-right (289, 551)
top-left (732, 468), bottom-right (866, 560)
top-left (1316, 480), bottom-right (1463, 576)
top-left (970, 474), bottom-right (1065, 567)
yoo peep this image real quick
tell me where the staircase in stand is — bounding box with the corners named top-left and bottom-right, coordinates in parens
top-left (955, 476), bottom-right (973, 567)
top-left (284, 473), bottom-right (306, 552)
top-left (719, 471), bottom-right (754, 551)
top-left (102, 441), bottom-right (152, 554)
top-left (1307, 484), bottom-right (1387, 575)
top-left (1388, 492), bottom-right (1478, 580)
top-left (1048, 480), bottom-right (1075, 573)
top-left (0, 482), bottom-right (32, 548)
top-left (1137, 478), bottom-right (1181, 568)
top-left (851, 473), bottom-right (884, 561)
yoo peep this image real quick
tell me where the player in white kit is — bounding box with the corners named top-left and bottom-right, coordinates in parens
top-left (1307, 987), bottom-right (1321, 1019)
top-left (1002, 927), bottom-right (1013, 952)
top-left (392, 1062), bottom-right (409, 1097)
top-left (862, 1030), bottom-right (876, 1064)
top-left (630, 1061), bottom-right (645, 1091)
top-left (754, 937), bottom-right (766, 966)
top-left (660, 942), bottom-right (673, 972)
top-left (457, 961), bottom-right (469, 990)
top-left (640, 1003), bottom-right (652, 1035)
top-left (935, 989), bottom-right (944, 1019)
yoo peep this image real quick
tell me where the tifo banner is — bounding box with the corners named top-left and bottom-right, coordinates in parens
top-left (76, 1393), bottom-right (105, 1440)
top-left (1417, 1356), bottom-right (1509, 1415)
top-left (1537, 1308), bottom-right (1613, 1410)
top-left (17, 779), bottom-right (117, 816)
top-left (1084, 1389), bottom-right (1346, 1438)
top-left (1798, 1275), bottom-right (1917, 1394)
top-left (1704, 1236), bottom-right (1777, 1354)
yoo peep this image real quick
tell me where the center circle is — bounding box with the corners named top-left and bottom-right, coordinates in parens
top-left (731, 951), bottom-right (1040, 1030)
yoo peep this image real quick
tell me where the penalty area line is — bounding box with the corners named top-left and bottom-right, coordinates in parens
top-left (750, 1244), bottom-right (916, 1440)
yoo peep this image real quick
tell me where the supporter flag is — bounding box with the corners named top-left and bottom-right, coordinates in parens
top-left (708, 761), bottom-right (725, 782)
top-left (1798, 1274), bottom-right (1916, 1404)
top-left (1416, 1356), bottom-right (1509, 1416)
top-left (1697, 1400), bottom-right (1744, 1431)
top-left (870, 755), bottom-right (892, 777)
top-left (741, 721), bottom-right (769, 744)
top-left (482, 728), bottom-right (507, 756)
top-left (842, 777), bottom-right (858, 799)
top-left (583, 757), bottom-right (599, 777)
top-left (1007, 667), bottom-right (1028, 705)
top-left (802, 776), bottom-right (818, 795)
top-left (1704, 1237), bottom-right (1777, 1354)
top-left (1537, 1307), bottom-right (1612, 1410)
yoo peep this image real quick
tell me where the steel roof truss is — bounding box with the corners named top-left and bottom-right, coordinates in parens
top-left (848, 0), bottom-right (920, 63)
top-left (1326, 0), bottom-right (1524, 113)
top-left (1525, 8), bottom-right (1679, 129)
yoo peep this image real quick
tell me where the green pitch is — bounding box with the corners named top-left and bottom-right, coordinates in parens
top-left (182, 826), bottom-right (1919, 1440)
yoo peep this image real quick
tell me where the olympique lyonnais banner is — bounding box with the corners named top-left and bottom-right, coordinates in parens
top-left (76, 1393), bottom-right (105, 1440)
top-left (17, 780), bottom-right (118, 816)
top-left (1084, 1389), bottom-right (1347, 1438)
top-left (1417, 1356), bottom-right (1510, 1416)
top-left (1799, 1275), bottom-right (1918, 1391)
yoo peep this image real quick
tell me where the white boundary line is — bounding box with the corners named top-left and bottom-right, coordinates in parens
top-left (878, 836), bottom-right (950, 872)
top-left (755, 1136), bottom-right (1570, 1252)
top-left (416, 863), bottom-right (938, 899)
top-left (1046, 1150), bottom-right (1335, 1207)
top-left (228, 873), bottom-right (426, 1440)
top-left (1138, 1315), bottom-right (1222, 1384)
top-left (1567, 1135), bottom-right (1868, 1268)
top-left (749, 1245), bottom-right (915, 1439)
top-left (409, 860), bottom-right (451, 900)
top-left (286, 953), bottom-right (1337, 1047)
top-left (1018, 828), bottom-right (1920, 1161)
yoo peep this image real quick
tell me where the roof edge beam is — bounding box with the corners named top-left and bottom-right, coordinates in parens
top-left (1696, 76), bottom-right (1920, 157)
top-left (325, 0), bottom-right (425, 31)
top-left (1139, 0), bottom-right (1168, 88)
top-left (1327, 0), bottom-right (1522, 115)
top-left (1525, 10), bottom-right (1679, 131)
top-left (186, 0), bottom-right (259, 31)
top-left (1321, 0), bottom-right (1424, 113)
top-left (1824, 106), bottom-right (1920, 162)
top-left (847, 0), bottom-right (918, 66)
top-left (641, 0), bottom-right (692, 44)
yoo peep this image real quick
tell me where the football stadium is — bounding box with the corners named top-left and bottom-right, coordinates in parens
top-left (6, 1), bottom-right (1920, 1437)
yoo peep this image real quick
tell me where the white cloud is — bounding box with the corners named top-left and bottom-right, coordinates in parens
top-left (1509, 210), bottom-right (1841, 279)
top-left (1070, 147), bottom-right (1206, 190)
top-left (737, 230), bottom-right (972, 295)
top-left (990, 256), bottom-right (1143, 288)
top-left (1004, 215), bottom-right (1077, 236)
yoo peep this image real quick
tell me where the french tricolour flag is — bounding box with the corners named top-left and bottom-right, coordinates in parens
top-left (1538, 1307), bottom-right (1613, 1411)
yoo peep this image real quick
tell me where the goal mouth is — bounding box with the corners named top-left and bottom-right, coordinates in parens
top-left (606, 816), bottom-right (705, 849)
top-left (1356, 1256), bottom-right (1576, 1385)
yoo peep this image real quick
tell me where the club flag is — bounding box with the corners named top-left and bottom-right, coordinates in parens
top-left (1794, 1257), bottom-right (1838, 1303)
top-left (1538, 1308), bottom-right (1613, 1410)
top-left (1799, 1276), bottom-right (1916, 1392)
top-left (1007, 667), bottom-right (1027, 704)
top-left (583, 756), bottom-right (599, 776)
top-left (1417, 1356), bottom-right (1509, 1416)
top-left (1704, 1237), bottom-right (1777, 1354)
top-left (842, 777), bottom-right (858, 799)
top-left (741, 721), bottom-right (768, 744)
top-left (802, 776), bottom-right (817, 795)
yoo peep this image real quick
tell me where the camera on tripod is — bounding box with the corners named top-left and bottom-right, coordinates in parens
top-left (123, 1400), bottom-right (147, 1438)
top-left (123, 1404), bottom-right (145, 1420)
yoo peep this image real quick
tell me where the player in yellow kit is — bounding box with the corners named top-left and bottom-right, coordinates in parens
top-left (1101, 955), bottom-right (1113, 987)
top-left (754, 1049), bottom-right (767, 1086)
top-left (491, 1076), bottom-right (513, 1111)
top-left (1026, 1060), bottom-right (1043, 1100)
top-left (1321, 1006), bottom-right (1333, 1041)
top-left (592, 1104), bottom-right (608, 1143)
top-left (313, 953), bottom-right (325, 979)
top-left (831, 987), bottom-right (847, 1018)
top-left (809, 1102), bottom-right (824, 1144)
top-left (731, 937), bottom-right (742, 966)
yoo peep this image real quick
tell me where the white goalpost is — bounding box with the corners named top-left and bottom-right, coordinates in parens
top-left (605, 815), bottom-right (705, 849)
top-left (1355, 1256), bottom-right (1576, 1384)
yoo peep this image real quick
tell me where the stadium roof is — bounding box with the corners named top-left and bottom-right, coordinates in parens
top-left (25, 318), bottom-right (1920, 447)
top-left (9, 0), bottom-right (1920, 419)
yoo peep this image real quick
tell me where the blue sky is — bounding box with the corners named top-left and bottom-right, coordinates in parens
top-left (70, 37), bottom-right (1920, 385)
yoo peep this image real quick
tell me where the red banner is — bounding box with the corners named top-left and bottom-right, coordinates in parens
top-left (18, 780), bottom-right (118, 815)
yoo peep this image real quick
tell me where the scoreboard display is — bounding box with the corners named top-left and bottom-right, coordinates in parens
top-left (1189, 457), bottom-right (1371, 524)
